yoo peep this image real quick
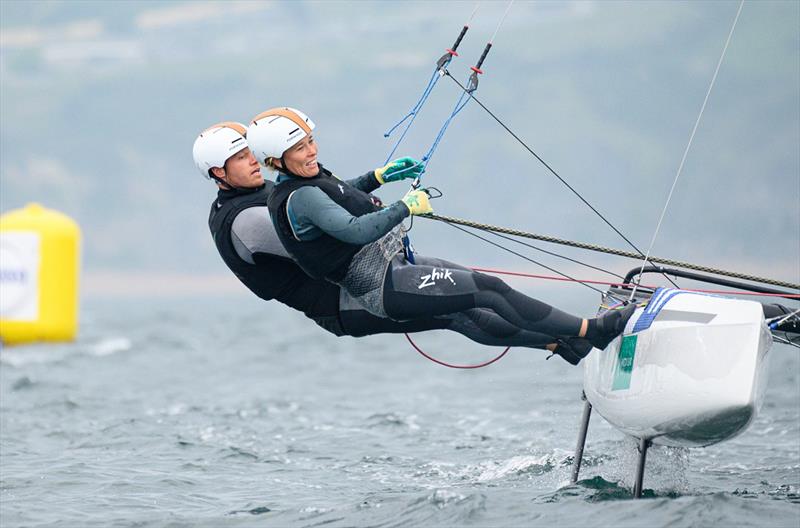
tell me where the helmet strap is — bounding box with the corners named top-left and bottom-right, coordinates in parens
top-left (210, 162), bottom-right (251, 191)
top-left (211, 174), bottom-right (233, 190)
top-left (209, 168), bottom-right (242, 191)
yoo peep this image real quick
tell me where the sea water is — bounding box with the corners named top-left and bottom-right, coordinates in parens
top-left (1, 296), bottom-right (798, 527)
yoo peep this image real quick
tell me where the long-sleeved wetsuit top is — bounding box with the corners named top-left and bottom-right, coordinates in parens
top-left (278, 170), bottom-right (409, 244)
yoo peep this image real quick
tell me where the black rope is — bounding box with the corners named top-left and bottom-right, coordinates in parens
top-left (423, 212), bottom-right (800, 291)
top-left (483, 228), bottom-right (625, 280)
top-left (443, 70), bottom-right (679, 289)
top-left (444, 71), bottom-right (638, 252)
top-left (440, 219), bottom-right (629, 304)
top-left (426, 189), bottom-right (622, 279)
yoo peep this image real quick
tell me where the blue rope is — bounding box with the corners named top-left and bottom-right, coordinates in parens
top-left (397, 86), bottom-right (471, 265)
top-left (419, 88), bottom-right (472, 175)
top-left (382, 66), bottom-right (448, 267)
top-left (380, 57), bottom-right (462, 265)
top-left (381, 76), bottom-right (474, 188)
top-left (383, 67), bottom-right (445, 164)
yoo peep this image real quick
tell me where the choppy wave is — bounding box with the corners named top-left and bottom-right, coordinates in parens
top-left (0, 336), bottom-right (132, 367)
top-left (1, 300), bottom-right (798, 527)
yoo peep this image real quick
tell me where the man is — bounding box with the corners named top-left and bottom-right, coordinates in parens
top-left (194, 121), bottom-right (598, 364)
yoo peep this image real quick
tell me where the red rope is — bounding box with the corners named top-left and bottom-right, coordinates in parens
top-left (470, 267), bottom-right (800, 298)
top-left (405, 333), bottom-right (510, 369)
top-left (405, 264), bottom-right (797, 370)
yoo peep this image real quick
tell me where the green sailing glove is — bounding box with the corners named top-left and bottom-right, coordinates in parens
top-left (374, 156), bottom-right (424, 184)
top-left (401, 189), bottom-right (433, 216)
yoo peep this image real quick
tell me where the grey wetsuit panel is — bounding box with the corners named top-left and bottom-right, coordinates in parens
top-left (231, 206), bottom-right (291, 264)
top-left (336, 227), bottom-right (405, 317)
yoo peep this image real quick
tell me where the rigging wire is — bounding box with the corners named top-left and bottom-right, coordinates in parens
top-left (441, 72), bottom-right (654, 264)
top-left (398, 1), bottom-right (513, 268)
top-left (481, 228), bottom-right (625, 280)
top-left (386, 2), bottom-right (796, 365)
top-left (383, 69), bottom-right (440, 165)
top-left (489, 0), bottom-right (514, 43)
top-left (382, 4), bottom-right (479, 164)
top-left (417, 0), bottom-right (514, 176)
top-left (768, 308), bottom-right (800, 329)
top-left (419, 90), bottom-right (471, 171)
top-left (468, 267), bottom-right (800, 298)
top-left (773, 335), bottom-right (800, 350)
top-left (420, 212), bottom-right (800, 290)
top-left (381, 4), bottom-right (483, 269)
top-left (440, 219), bottom-right (630, 303)
top-left (630, 0), bottom-right (745, 300)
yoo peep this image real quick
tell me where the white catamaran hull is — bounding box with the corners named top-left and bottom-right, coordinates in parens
top-left (583, 289), bottom-right (772, 448)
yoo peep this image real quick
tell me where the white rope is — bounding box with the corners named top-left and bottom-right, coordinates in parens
top-left (768, 308), bottom-right (800, 327)
top-left (773, 335), bottom-right (800, 350)
top-left (490, 0), bottom-right (514, 43)
top-left (630, 0), bottom-right (745, 300)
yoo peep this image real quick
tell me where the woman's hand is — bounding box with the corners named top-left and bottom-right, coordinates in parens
top-left (401, 189), bottom-right (433, 215)
top-left (374, 156), bottom-right (424, 184)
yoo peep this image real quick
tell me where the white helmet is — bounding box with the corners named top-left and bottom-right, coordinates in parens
top-left (247, 107), bottom-right (315, 165)
top-left (192, 121), bottom-right (248, 179)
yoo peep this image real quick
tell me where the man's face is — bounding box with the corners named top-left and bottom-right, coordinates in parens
top-left (283, 135), bottom-right (319, 178)
top-left (217, 148), bottom-right (262, 188)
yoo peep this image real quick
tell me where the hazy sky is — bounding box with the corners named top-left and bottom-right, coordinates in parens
top-left (1, 0), bottom-right (798, 301)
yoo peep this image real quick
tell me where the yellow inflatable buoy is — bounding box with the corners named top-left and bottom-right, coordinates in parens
top-left (0, 203), bottom-right (81, 345)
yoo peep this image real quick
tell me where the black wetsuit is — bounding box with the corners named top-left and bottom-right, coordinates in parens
top-left (208, 179), bottom-right (559, 349)
top-left (267, 166), bottom-right (591, 343)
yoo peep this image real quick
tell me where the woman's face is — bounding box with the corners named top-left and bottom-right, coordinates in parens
top-left (282, 134), bottom-right (319, 178)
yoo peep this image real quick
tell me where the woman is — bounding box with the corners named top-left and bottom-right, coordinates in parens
top-left (250, 107), bottom-right (635, 364)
